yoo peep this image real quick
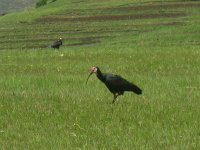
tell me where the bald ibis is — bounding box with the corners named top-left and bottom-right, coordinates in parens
top-left (86, 66), bottom-right (142, 103)
top-left (51, 38), bottom-right (63, 49)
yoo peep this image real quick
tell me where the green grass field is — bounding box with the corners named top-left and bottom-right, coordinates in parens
top-left (0, 0), bottom-right (200, 149)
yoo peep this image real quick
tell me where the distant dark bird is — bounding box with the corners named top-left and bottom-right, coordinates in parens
top-left (51, 38), bottom-right (63, 49)
top-left (86, 66), bottom-right (142, 103)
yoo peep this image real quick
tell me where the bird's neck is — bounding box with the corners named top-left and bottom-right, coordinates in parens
top-left (96, 70), bottom-right (105, 82)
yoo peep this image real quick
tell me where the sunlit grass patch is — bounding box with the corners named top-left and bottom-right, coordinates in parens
top-left (0, 0), bottom-right (200, 149)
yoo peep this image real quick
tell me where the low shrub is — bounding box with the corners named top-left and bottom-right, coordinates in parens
top-left (36, 0), bottom-right (48, 8)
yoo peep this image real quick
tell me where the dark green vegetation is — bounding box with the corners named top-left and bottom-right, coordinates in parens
top-left (36, 0), bottom-right (57, 8)
top-left (0, 0), bottom-right (200, 149)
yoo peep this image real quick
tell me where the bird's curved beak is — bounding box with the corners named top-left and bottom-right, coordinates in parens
top-left (86, 71), bottom-right (94, 84)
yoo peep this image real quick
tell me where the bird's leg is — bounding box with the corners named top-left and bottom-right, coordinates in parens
top-left (112, 94), bottom-right (118, 104)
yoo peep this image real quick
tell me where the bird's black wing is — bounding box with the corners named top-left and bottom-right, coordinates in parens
top-left (51, 40), bottom-right (62, 48)
top-left (104, 74), bottom-right (142, 94)
top-left (52, 40), bottom-right (59, 46)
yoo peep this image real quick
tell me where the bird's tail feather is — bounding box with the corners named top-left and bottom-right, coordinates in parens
top-left (130, 84), bottom-right (142, 95)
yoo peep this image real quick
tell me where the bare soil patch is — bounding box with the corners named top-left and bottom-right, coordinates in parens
top-left (0, 36), bottom-right (103, 50)
top-left (38, 12), bottom-right (186, 22)
top-left (106, 1), bottom-right (200, 11)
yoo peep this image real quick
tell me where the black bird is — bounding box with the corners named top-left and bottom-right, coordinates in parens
top-left (51, 38), bottom-right (63, 49)
top-left (86, 66), bottom-right (142, 103)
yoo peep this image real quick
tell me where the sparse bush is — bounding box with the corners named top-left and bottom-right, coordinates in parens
top-left (36, 0), bottom-right (48, 8)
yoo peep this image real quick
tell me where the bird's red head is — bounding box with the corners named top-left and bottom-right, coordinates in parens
top-left (90, 66), bottom-right (97, 74)
top-left (86, 66), bottom-right (98, 84)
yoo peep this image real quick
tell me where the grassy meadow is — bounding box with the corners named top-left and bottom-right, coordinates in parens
top-left (0, 0), bottom-right (200, 149)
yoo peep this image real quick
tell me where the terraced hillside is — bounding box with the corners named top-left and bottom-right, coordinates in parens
top-left (0, 0), bottom-right (200, 149)
top-left (0, 1), bottom-right (199, 50)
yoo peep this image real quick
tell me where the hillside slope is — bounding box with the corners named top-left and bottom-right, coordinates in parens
top-left (0, 0), bottom-right (199, 50)
top-left (0, 0), bottom-right (185, 22)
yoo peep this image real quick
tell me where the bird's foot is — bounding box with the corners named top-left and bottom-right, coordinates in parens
top-left (112, 99), bottom-right (116, 104)
top-left (112, 94), bottom-right (118, 104)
